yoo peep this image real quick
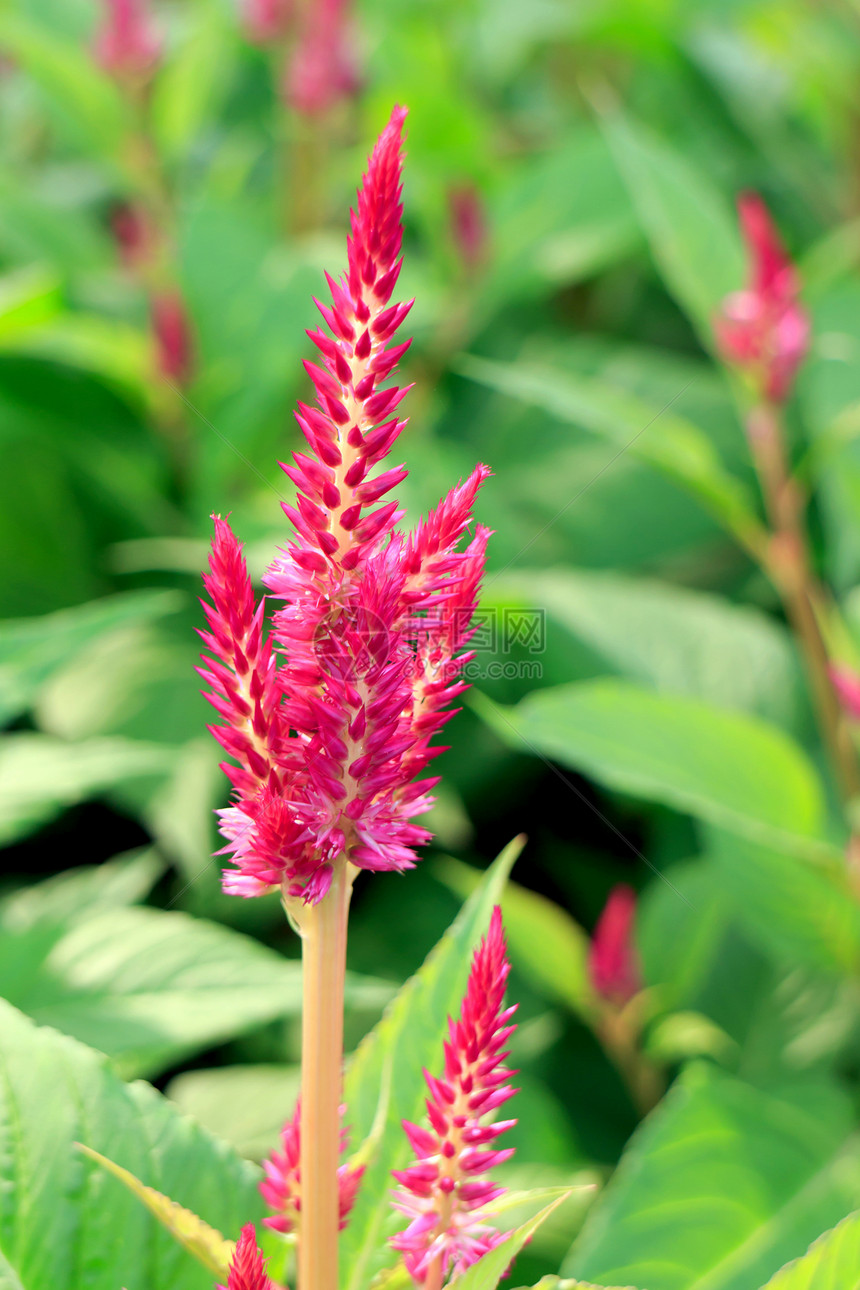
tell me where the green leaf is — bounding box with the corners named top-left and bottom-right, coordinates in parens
top-left (434, 857), bottom-right (596, 1020)
top-left (453, 1193), bottom-right (573, 1290)
top-left (456, 355), bottom-right (762, 554)
top-left (483, 569), bottom-right (800, 726)
top-left (0, 904), bottom-right (307, 1078)
top-left (165, 1065), bottom-right (301, 1161)
top-left (475, 679), bottom-right (826, 850)
top-left (0, 15), bottom-right (133, 168)
top-left (0, 1000), bottom-right (263, 1290)
top-left (762, 1210), bottom-right (860, 1288)
top-left (75, 1145), bottom-right (236, 1280)
top-left (0, 589), bottom-right (182, 726)
top-left (564, 1065), bottom-right (860, 1290)
top-left (0, 849), bottom-right (163, 931)
top-left (150, 10), bottom-right (232, 159)
top-left (340, 837), bottom-right (524, 1290)
top-left (0, 734), bottom-right (176, 845)
top-left (599, 108), bottom-right (743, 341)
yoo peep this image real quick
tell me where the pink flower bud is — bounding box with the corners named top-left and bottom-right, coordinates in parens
top-left (283, 0), bottom-right (359, 117)
top-left (260, 1099), bottom-right (364, 1233)
top-left (831, 665), bottom-right (860, 722)
top-left (94, 0), bottom-right (161, 82)
top-left (588, 884), bottom-right (642, 1006)
top-left (714, 193), bottom-right (809, 404)
top-left (150, 288), bottom-right (193, 385)
top-left (218, 1225), bottom-right (274, 1290)
top-left (448, 183), bottom-right (488, 277)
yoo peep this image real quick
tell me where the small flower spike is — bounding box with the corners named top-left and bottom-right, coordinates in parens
top-left (199, 106), bottom-right (491, 902)
top-left (284, 0), bottom-right (358, 116)
top-left (94, 0), bottom-right (161, 81)
top-left (260, 1099), bottom-right (365, 1233)
top-left (390, 907), bottom-right (518, 1285)
top-left (588, 884), bottom-right (642, 1007)
top-left (831, 665), bottom-right (860, 722)
top-left (715, 192), bottom-right (810, 404)
top-left (219, 1225), bottom-right (274, 1290)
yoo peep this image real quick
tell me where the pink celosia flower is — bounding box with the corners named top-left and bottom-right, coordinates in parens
top-left (830, 664), bottom-right (860, 722)
top-left (714, 192), bottom-right (810, 404)
top-left (151, 288), bottom-right (194, 385)
top-left (448, 183), bottom-right (488, 277)
top-left (283, 0), bottom-right (358, 117)
top-left (94, 0), bottom-right (161, 81)
top-left (389, 906), bottom-right (518, 1285)
top-left (241, 0), bottom-right (293, 44)
top-left (198, 106), bottom-right (491, 902)
top-left (260, 1099), bottom-right (365, 1233)
top-left (588, 884), bottom-right (642, 1007)
top-left (218, 1224), bottom-right (274, 1290)
top-left (111, 202), bottom-right (156, 273)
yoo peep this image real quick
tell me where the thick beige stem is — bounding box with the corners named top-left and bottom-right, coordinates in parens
top-left (293, 861), bottom-right (351, 1290)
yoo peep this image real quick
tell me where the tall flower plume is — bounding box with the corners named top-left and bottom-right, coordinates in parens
top-left (218, 1225), bottom-right (274, 1290)
top-left (714, 192), bottom-right (809, 404)
top-left (260, 1099), bottom-right (365, 1233)
top-left (390, 906), bottom-right (518, 1285)
top-left (198, 106), bottom-right (491, 902)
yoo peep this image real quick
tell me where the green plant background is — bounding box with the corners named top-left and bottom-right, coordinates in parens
top-left (3, 0), bottom-right (860, 1288)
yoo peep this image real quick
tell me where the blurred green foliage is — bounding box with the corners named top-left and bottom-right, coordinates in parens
top-left (5, 0), bottom-right (860, 1286)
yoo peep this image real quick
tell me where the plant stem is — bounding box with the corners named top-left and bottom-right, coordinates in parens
top-left (292, 860), bottom-right (352, 1290)
top-left (747, 401), bottom-right (860, 804)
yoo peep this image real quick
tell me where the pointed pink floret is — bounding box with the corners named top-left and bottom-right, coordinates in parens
top-left (199, 106), bottom-right (491, 901)
top-left (218, 1225), bottom-right (275, 1290)
top-left (260, 1099), bottom-right (364, 1233)
top-left (94, 0), bottom-right (161, 80)
top-left (390, 907), bottom-right (518, 1284)
top-left (715, 192), bottom-right (810, 403)
top-left (588, 884), bottom-right (642, 1006)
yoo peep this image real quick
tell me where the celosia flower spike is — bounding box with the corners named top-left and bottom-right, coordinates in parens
top-left (94, 0), bottom-right (161, 81)
top-left (830, 665), bottom-right (860, 722)
top-left (285, 0), bottom-right (358, 116)
top-left (218, 1225), bottom-right (274, 1290)
top-left (588, 884), bottom-right (642, 1007)
top-left (242, 0), bottom-right (293, 44)
top-left (390, 907), bottom-right (518, 1284)
top-left (260, 1099), bottom-right (365, 1233)
top-left (201, 106), bottom-right (491, 901)
top-left (715, 192), bottom-right (809, 404)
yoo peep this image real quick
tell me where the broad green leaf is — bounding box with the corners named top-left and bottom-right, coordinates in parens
top-left (707, 829), bottom-right (860, 975)
top-left (435, 857), bottom-right (596, 1020)
top-left (762, 1210), bottom-right (860, 1288)
top-left (75, 1145), bottom-right (235, 1280)
top-left (511, 1281), bottom-right (640, 1290)
top-left (0, 904), bottom-right (375, 1079)
top-left (475, 680), bottom-right (827, 852)
top-left (484, 569), bottom-right (800, 727)
top-left (0, 734), bottom-right (176, 845)
top-left (166, 1065), bottom-right (301, 1162)
top-left (0, 1000), bottom-right (263, 1290)
top-left (454, 1193), bottom-right (573, 1290)
top-left (0, 15), bottom-right (133, 168)
top-left (0, 268), bottom-right (61, 340)
top-left (563, 1065), bottom-right (860, 1290)
top-left (340, 838), bottom-right (524, 1290)
top-left (599, 109), bottom-right (744, 341)
top-left (0, 849), bottom-right (163, 931)
top-left (456, 355), bottom-right (762, 554)
top-left (0, 589), bottom-right (182, 726)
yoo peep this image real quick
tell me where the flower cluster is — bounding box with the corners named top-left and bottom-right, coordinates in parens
top-left (715, 192), bottom-right (809, 404)
top-left (219, 1225), bottom-right (274, 1290)
top-left (390, 906), bottom-right (517, 1285)
top-left (587, 883), bottom-right (642, 1007)
top-left (260, 1100), bottom-right (365, 1234)
top-left (199, 106), bottom-right (491, 902)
